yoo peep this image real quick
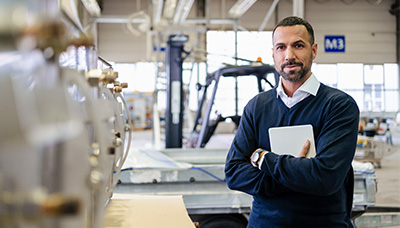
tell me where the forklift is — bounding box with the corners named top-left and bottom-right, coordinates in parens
top-left (190, 62), bottom-right (279, 148)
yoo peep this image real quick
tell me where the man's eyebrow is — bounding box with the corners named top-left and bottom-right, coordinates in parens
top-left (293, 39), bottom-right (306, 44)
top-left (274, 39), bottom-right (306, 47)
top-left (273, 42), bottom-right (286, 47)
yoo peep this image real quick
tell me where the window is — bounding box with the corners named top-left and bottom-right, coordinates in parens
top-left (206, 31), bottom-right (274, 118)
top-left (113, 61), bottom-right (207, 112)
top-left (206, 31), bottom-right (273, 73)
top-left (364, 65), bottom-right (384, 111)
top-left (313, 63), bottom-right (399, 112)
top-left (114, 62), bottom-right (156, 92)
top-left (313, 64), bottom-right (337, 88)
top-left (183, 62), bottom-right (207, 111)
top-left (384, 64), bottom-right (399, 112)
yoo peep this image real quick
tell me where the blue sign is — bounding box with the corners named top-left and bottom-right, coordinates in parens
top-left (325, 35), bottom-right (345, 53)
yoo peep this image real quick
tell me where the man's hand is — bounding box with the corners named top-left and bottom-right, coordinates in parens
top-left (297, 140), bottom-right (310, 158)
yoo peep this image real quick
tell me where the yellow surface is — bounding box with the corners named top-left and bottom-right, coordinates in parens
top-left (103, 194), bottom-right (196, 228)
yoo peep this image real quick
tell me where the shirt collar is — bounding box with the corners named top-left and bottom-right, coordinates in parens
top-left (276, 73), bottom-right (320, 98)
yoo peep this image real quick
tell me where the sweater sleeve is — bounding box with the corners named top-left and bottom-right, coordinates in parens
top-left (260, 95), bottom-right (360, 196)
top-left (225, 99), bottom-right (293, 197)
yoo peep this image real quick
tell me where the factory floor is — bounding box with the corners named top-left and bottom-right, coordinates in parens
top-left (374, 147), bottom-right (400, 207)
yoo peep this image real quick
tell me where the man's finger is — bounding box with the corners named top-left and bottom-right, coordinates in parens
top-left (297, 140), bottom-right (310, 158)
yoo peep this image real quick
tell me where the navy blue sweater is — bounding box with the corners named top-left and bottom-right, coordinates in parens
top-left (225, 84), bottom-right (360, 228)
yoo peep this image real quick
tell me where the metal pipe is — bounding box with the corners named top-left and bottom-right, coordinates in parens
top-left (173, 0), bottom-right (187, 24)
top-left (96, 16), bottom-right (147, 23)
top-left (258, 0), bottom-right (280, 31)
top-left (206, 0), bottom-right (210, 29)
top-left (229, 0), bottom-right (257, 18)
top-left (390, 0), bottom-right (400, 105)
top-left (97, 15), bottom-right (237, 26)
top-left (181, 0), bottom-right (195, 23)
top-left (98, 55), bottom-right (113, 68)
top-left (293, 0), bottom-right (304, 18)
top-left (234, 20), bottom-right (239, 116)
top-left (153, 0), bottom-right (163, 25)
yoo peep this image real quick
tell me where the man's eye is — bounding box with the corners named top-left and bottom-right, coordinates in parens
top-left (295, 44), bottom-right (304, 48)
top-left (276, 46), bottom-right (284, 50)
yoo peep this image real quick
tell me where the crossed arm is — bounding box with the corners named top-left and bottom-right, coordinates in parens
top-left (250, 140), bottom-right (310, 168)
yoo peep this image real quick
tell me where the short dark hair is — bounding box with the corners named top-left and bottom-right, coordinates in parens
top-left (272, 16), bottom-right (315, 45)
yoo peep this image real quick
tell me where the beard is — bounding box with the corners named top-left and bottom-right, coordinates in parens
top-left (277, 50), bottom-right (314, 82)
top-left (279, 60), bottom-right (310, 82)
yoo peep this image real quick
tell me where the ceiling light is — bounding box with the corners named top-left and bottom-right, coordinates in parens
top-left (173, 0), bottom-right (195, 24)
top-left (179, 0), bottom-right (195, 24)
top-left (228, 0), bottom-right (257, 18)
top-left (163, 0), bottom-right (178, 19)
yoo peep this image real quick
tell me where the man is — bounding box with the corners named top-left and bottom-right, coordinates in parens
top-left (225, 16), bottom-right (359, 227)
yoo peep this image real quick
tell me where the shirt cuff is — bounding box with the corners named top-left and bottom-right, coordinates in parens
top-left (258, 151), bottom-right (268, 170)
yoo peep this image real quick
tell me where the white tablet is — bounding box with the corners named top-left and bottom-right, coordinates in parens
top-left (268, 124), bottom-right (316, 158)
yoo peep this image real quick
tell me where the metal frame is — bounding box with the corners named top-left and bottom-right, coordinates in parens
top-left (191, 64), bottom-right (279, 148)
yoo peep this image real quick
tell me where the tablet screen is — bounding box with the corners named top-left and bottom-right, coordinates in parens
top-left (268, 124), bottom-right (316, 158)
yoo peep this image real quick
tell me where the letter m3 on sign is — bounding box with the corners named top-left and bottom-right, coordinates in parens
top-left (324, 35), bottom-right (345, 53)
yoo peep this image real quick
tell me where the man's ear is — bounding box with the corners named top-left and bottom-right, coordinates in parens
top-left (312, 43), bottom-right (318, 60)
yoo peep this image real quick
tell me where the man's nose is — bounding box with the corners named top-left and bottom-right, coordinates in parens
top-left (285, 47), bottom-right (295, 61)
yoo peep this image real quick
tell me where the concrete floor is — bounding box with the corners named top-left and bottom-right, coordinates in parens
top-left (374, 147), bottom-right (400, 207)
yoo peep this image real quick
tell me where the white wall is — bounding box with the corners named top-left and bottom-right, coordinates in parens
top-left (97, 0), bottom-right (397, 64)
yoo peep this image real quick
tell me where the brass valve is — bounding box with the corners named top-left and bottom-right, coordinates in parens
top-left (113, 82), bottom-right (128, 93)
top-left (113, 86), bottom-right (122, 93)
top-left (85, 69), bottom-right (102, 87)
top-left (100, 70), bottom-right (118, 84)
top-left (40, 194), bottom-right (80, 216)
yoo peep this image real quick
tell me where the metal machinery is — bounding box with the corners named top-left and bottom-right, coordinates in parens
top-left (116, 148), bottom-right (377, 228)
top-left (190, 64), bottom-right (280, 148)
top-left (0, 1), bottom-right (131, 228)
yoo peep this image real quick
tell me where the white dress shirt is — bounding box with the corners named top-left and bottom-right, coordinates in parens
top-left (276, 73), bottom-right (320, 108)
top-left (258, 74), bottom-right (320, 169)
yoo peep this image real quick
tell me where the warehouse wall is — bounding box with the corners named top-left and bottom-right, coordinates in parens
top-left (97, 0), bottom-right (149, 62)
top-left (306, 0), bottom-right (396, 64)
top-left (97, 0), bottom-right (206, 62)
top-left (97, 0), bottom-right (397, 64)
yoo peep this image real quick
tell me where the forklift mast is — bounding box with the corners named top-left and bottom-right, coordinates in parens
top-left (165, 34), bottom-right (188, 148)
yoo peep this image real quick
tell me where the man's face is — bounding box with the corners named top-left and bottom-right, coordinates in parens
top-left (272, 25), bottom-right (317, 82)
